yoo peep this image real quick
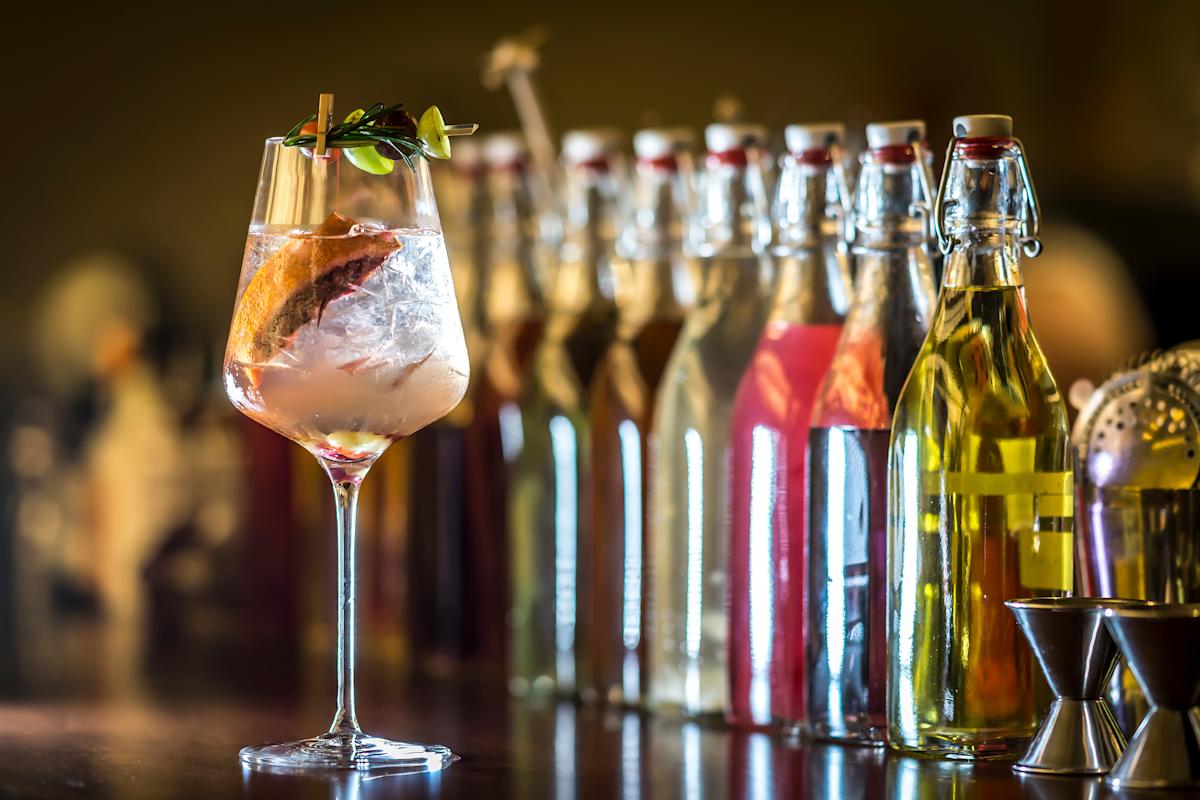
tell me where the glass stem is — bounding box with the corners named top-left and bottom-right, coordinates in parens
top-left (322, 459), bottom-right (372, 737)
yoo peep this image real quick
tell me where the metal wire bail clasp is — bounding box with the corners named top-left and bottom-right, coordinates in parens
top-left (909, 136), bottom-right (936, 250)
top-left (934, 135), bottom-right (1044, 258)
top-left (1012, 137), bottom-right (1043, 258)
top-left (830, 143), bottom-right (854, 253)
top-left (932, 137), bottom-right (958, 255)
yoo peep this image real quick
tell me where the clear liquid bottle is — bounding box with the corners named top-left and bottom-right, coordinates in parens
top-left (582, 128), bottom-right (697, 706)
top-left (887, 115), bottom-right (1072, 757)
top-left (648, 123), bottom-right (771, 717)
top-left (508, 130), bottom-right (622, 698)
top-left (727, 123), bottom-right (854, 727)
top-left (806, 121), bottom-right (938, 743)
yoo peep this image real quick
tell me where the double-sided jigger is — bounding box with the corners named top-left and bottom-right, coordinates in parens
top-left (1006, 598), bottom-right (1138, 775)
top-left (1103, 603), bottom-right (1200, 791)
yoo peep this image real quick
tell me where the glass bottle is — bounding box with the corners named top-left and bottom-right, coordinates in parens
top-left (887, 114), bottom-right (1072, 757)
top-left (405, 141), bottom-right (489, 672)
top-left (508, 129), bottom-right (622, 698)
top-left (480, 132), bottom-right (551, 437)
top-left (806, 120), bottom-right (938, 743)
top-left (582, 128), bottom-right (696, 706)
top-left (727, 122), bottom-right (853, 727)
top-left (461, 133), bottom-right (549, 674)
top-left (648, 123), bottom-right (771, 717)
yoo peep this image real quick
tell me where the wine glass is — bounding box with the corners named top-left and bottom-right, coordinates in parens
top-left (223, 136), bottom-right (469, 771)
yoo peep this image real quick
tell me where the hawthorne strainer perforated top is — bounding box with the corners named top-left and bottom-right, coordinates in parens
top-left (1074, 345), bottom-right (1200, 490)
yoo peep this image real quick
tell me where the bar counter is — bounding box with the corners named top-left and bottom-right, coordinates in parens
top-left (0, 677), bottom-right (1112, 799)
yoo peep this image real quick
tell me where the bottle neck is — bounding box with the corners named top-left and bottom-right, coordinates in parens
top-left (938, 140), bottom-right (1031, 290)
top-left (773, 150), bottom-right (847, 253)
top-left (562, 162), bottom-right (622, 252)
top-left (625, 161), bottom-right (689, 260)
top-left (615, 161), bottom-right (692, 325)
top-left (841, 145), bottom-right (938, 323)
top-left (692, 151), bottom-right (771, 259)
top-left (486, 165), bottom-right (545, 314)
top-left (553, 163), bottom-right (622, 315)
top-left (489, 166), bottom-right (538, 245)
top-left (851, 147), bottom-right (931, 251)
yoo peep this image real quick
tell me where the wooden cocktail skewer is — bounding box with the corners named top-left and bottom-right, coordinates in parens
top-left (316, 92), bottom-right (334, 157)
top-left (444, 123), bottom-right (479, 137)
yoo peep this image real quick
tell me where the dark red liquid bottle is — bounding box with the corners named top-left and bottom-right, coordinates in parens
top-left (806, 121), bottom-right (937, 743)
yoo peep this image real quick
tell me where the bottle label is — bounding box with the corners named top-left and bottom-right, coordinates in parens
top-left (923, 469), bottom-right (1075, 592)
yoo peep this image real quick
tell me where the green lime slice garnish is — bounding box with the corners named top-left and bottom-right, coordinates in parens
top-left (418, 106), bottom-right (451, 160)
top-left (342, 109), bottom-right (395, 175)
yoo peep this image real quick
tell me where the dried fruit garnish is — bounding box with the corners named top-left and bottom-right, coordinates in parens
top-left (227, 212), bottom-right (403, 364)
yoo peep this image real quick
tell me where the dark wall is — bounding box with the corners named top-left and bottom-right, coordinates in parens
top-left (5, 0), bottom-right (1199, 367)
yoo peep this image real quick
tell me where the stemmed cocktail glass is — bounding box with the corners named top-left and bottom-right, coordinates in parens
top-left (223, 116), bottom-right (469, 771)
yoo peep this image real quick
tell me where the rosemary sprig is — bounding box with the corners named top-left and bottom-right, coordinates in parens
top-left (283, 102), bottom-right (425, 167)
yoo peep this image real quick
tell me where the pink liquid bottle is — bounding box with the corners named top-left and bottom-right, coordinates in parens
top-left (806, 121), bottom-right (937, 744)
top-left (727, 123), bottom-right (853, 728)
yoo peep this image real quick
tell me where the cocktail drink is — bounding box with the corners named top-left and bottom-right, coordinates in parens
top-left (224, 99), bottom-right (474, 771)
top-left (225, 219), bottom-right (469, 462)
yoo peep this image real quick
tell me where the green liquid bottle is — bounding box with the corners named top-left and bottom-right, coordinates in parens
top-left (886, 115), bottom-right (1072, 758)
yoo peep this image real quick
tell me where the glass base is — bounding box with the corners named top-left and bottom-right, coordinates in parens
top-left (888, 725), bottom-right (1033, 760)
top-left (240, 731), bottom-right (453, 773)
top-left (808, 719), bottom-right (889, 747)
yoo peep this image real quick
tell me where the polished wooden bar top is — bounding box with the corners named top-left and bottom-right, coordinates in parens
top-left (0, 681), bottom-right (1110, 799)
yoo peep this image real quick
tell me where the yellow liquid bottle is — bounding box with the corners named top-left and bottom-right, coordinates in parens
top-left (887, 115), bottom-right (1072, 758)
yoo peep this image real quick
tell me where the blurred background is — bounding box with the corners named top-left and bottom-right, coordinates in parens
top-left (1, 0), bottom-right (1197, 705)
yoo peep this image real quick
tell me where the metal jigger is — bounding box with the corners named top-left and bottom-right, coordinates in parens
top-left (1006, 598), bottom-right (1135, 775)
top-left (1103, 603), bottom-right (1200, 790)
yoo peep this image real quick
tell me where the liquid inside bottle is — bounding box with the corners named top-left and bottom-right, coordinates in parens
top-left (648, 123), bottom-right (771, 717)
top-left (806, 121), bottom-right (937, 743)
top-left (508, 130), bottom-right (622, 698)
top-left (887, 115), bottom-right (1072, 757)
top-left (727, 123), bottom-right (853, 727)
top-left (582, 129), bottom-right (696, 706)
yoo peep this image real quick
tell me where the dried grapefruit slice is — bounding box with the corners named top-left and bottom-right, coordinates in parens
top-left (228, 212), bottom-right (403, 364)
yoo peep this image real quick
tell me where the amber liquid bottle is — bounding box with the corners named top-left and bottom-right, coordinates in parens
top-left (508, 130), bottom-right (622, 697)
top-left (581, 129), bottom-right (696, 705)
top-left (887, 115), bottom-right (1071, 758)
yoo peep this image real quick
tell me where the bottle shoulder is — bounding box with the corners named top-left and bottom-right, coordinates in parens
top-left (892, 291), bottom-right (1070, 444)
